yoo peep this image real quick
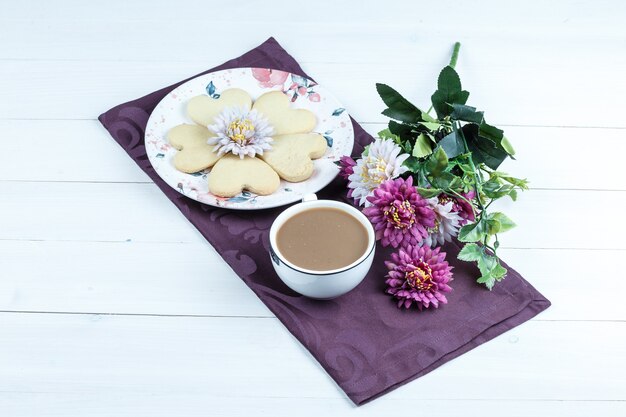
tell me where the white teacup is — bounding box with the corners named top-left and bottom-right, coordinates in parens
top-left (269, 194), bottom-right (376, 299)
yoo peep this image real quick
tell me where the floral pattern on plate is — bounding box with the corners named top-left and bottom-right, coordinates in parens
top-left (145, 67), bottom-right (354, 210)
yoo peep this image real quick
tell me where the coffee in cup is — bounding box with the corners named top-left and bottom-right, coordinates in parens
top-left (276, 207), bottom-right (369, 271)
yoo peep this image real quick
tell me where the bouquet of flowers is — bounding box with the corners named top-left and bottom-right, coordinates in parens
top-left (338, 43), bottom-right (528, 310)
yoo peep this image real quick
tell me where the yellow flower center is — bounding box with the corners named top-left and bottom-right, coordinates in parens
top-left (227, 118), bottom-right (255, 144)
top-left (374, 158), bottom-right (388, 174)
top-left (405, 262), bottom-right (434, 291)
top-left (362, 156), bottom-right (388, 185)
top-left (428, 218), bottom-right (441, 234)
top-left (438, 194), bottom-right (453, 205)
top-left (383, 200), bottom-right (416, 229)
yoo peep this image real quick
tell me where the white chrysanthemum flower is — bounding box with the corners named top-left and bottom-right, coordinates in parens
top-left (348, 138), bottom-right (409, 206)
top-left (208, 106), bottom-right (273, 159)
top-left (424, 197), bottom-right (463, 247)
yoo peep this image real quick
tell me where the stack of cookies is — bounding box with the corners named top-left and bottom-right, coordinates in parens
top-left (167, 89), bottom-right (327, 197)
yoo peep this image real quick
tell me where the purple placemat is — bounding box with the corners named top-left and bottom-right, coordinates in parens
top-left (99, 37), bottom-right (550, 405)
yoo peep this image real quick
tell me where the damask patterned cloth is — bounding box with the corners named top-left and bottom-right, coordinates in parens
top-left (99, 37), bottom-right (550, 405)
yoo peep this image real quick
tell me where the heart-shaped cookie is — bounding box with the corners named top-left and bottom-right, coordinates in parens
top-left (252, 91), bottom-right (316, 135)
top-left (187, 88), bottom-right (252, 126)
top-left (259, 133), bottom-right (328, 182)
top-left (208, 154), bottom-right (280, 197)
top-left (167, 124), bottom-right (222, 173)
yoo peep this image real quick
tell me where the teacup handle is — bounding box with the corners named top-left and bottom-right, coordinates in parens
top-left (302, 193), bottom-right (318, 202)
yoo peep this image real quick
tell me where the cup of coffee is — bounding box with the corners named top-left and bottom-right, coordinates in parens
top-left (269, 194), bottom-right (375, 299)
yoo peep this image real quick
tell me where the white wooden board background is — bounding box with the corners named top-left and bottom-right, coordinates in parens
top-left (1, 1), bottom-right (625, 416)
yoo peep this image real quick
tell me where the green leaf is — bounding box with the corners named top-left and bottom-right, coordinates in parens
top-left (425, 147), bottom-right (448, 177)
top-left (438, 129), bottom-right (465, 159)
top-left (430, 171), bottom-right (458, 190)
top-left (475, 252), bottom-right (507, 289)
top-left (416, 187), bottom-right (442, 198)
top-left (494, 172), bottom-right (529, 189)
top-left (421, 111), bottom-right (438, 123)
top-left (479, 121), bottom-right (515, 157)
top-left (458, 220), bottom-right (486, 243)
top-left (501, 136), bottom-right (516, 156)
top-left (477, 253), bottom-right (497, 276)
top-left (456, 161), bottom-right (475, 174)
top-left (458, 243), bottom-right (482, 261)
top-left (438, 66), bottom-right (463, 91)
top-left (476, 273), bottom-right (497, 290)
top-left (430, 66), bottom-right (470, 118)
top-left (485, 180), bottom-right (507, 196)
top-left (482, 178), bottom-right (502, 194)
top-left (471, 141), bottom-right (508, 170)
top-left (486, 218), bottom-right (501, 235)
top-left (508, 177), bottom-right (529, 189)
top-left (416, 171), bottom-right (430, 188)
top-left (489, 212), bottom-right (516, 233)
top-left (478, 121), bottom-right (504, 142)
top-left (491, 262), bottom-right (508, 279)
top-left (463, 123), bottom-right (509, 170)
top-left (376, 83), bottom-right (424, 123)
top-left (450, 104), bottom-right (484, 123)
top-left (377, 128), bottom-right (398, 141)
top-left (483, 178), bottom-right (517, 200)
top-left (476, 253), bottom-right (498, 289)
top-left (412, 133), bottom-right (433, 158)
top-left (387, 120), bottom-right (414, 140)
top-left (403, 156), bottom-right (421, 172)
top-left (418, 121), bottom-right (441, 131)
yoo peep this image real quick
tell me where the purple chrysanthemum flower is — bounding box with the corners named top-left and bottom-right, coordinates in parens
top-left (455, 190), bottom-right (476, 224)
top-left (363, 176), bottom-right (435, 248)
top-left (385, 244), bottom-right (453, 310)
top-left (438, 190), bottom-right (476, 225)
top-left (338, 155), bottom-right (356, 180)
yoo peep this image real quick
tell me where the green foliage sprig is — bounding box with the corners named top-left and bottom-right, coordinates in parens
top-left (375, 42), bottom-right (528, 289)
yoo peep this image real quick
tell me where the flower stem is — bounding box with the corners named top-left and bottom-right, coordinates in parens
top-left (455, 121), bottom-right (483, 206)
top-left (449, 42), bottom-right (461, 69)
top-left (455, 120), bottom-right (505, 270)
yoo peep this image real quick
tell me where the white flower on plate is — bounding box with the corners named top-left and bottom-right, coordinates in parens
top-left (208, 106), bottom-right (274, 158)
top-left (348, 138), bottom-right (409, 206)
top-left (424, 197), bottom-right (463, 247)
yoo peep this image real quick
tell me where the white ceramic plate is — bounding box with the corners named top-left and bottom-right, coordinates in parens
top-left (145, 67), bottom-right (354, 210)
